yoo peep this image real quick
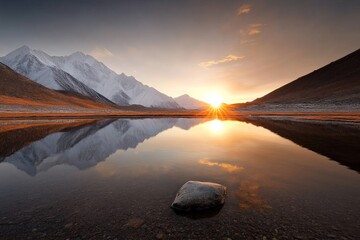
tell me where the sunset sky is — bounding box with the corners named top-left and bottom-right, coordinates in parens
top-left (1, 0), bottom-right (359, 103)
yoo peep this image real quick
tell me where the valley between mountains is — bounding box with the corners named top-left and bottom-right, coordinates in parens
top-left (0, 46), bottom-right (359, 122)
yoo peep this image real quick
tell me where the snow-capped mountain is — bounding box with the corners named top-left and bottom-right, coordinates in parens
top-left (3, 118), bottom-right (206, 176)
top-left (0, 46), bottom-right (181, 108)
top-left (0, 46), bottom-right (112, 105)
top-left (174, 94), bottom-right (209, 109)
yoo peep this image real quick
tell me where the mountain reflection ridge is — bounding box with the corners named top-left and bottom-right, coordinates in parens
top-left (2, 118), bottom-right (206, 176)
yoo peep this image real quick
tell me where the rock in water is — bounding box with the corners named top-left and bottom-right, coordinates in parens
top-left (171, 181), bottom-right (226, 211)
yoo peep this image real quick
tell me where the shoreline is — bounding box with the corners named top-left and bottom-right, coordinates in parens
top-left (0, 110), bottom-right (359, 124)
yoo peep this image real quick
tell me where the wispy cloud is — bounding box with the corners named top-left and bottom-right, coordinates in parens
top-left (237, 4), bottom-right (251, 15)
top-left (90, 47), bottom-right (114, 59)
top-left (241, 24), bottom-right (263, 36)
top-left (248, 24), bottom-right (263, 35)
top-left (198, 54), bottom-right (244, 68)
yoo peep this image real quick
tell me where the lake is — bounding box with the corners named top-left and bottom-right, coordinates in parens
top-left (0, 118), bottom-right (359, 239)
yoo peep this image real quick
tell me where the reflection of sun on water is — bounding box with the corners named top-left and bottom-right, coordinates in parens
top-left (209, 119), bottom-right (224, 133)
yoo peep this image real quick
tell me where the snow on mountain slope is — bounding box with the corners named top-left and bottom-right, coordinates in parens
top-left (51, 51), bottom-right (180, 108)
top-left (0, 46), bottom-right (113, 105)
top-left (1, 46), bottom-right (181, 108)
top-left (174, 94), bottom-right (209, 109)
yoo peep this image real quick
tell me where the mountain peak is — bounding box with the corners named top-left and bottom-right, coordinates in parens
top-left (3, 45), bottom-right (32, 58)
top-left (174, 94), bottom-right (208, 109)
top-left (1, 45), bottom-right (52, 66)
top-left (178, 94), bottom-right (190, 98)
top-left (18, 45), bottom-right (31, 52)
top-left (69, 51), bottom-right (87, 59)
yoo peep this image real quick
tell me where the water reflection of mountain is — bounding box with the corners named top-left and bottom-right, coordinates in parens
top-left (2, 118), bottom-right (205, 176)
top-left (0, 119), bottom-right (97, 160)
top-left (244, 117), bottom-right (360, 173)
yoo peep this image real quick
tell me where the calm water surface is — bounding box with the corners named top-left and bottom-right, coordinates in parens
top-left (0, 118), bottom-right (359, 239)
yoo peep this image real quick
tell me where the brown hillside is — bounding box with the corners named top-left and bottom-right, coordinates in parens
top-left (253, 49), bottom-right (360, 105)
top-left (0, 63), bottom-right (115, 109)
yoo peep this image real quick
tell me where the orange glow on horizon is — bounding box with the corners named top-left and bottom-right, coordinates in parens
top-left (200, 102), bottom-right (230, 120)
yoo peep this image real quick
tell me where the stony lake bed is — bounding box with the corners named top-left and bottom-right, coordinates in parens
top-left (0, 117), bottom-right (359, 239)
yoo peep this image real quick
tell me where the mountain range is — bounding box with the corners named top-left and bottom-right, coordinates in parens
top-left (2, 45), bottom-right (359, 112)
top-left (0, 46), bottom-right (204, 109)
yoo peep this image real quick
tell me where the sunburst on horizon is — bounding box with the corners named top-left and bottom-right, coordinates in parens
top-left (204, 93), bottom-right (224, 108)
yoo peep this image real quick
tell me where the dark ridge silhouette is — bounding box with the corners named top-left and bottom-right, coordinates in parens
top-left (231, 49), bottom-right (360, 109)
top-left (244, 117), bottom-right (360, 172)
top-left (254, 49), bottom-right (360, 104)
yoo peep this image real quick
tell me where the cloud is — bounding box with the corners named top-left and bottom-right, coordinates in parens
top-left (90, 47), bottom-right (114, 59)
top-left (248, 24), bottom-right (263, 35)
top-left (198, 54), bottom-right (244, 68)
top-left (237, 4), bottom-right (251, 15)
top-left (241, 24), bottom-right (263, 36)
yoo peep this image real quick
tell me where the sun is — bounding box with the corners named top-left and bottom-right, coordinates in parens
top-left (205, 93), bottom-right (224, 108)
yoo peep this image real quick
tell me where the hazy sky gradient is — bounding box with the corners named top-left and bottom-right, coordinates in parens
top-left (1, 0), bottom-right (359, 103)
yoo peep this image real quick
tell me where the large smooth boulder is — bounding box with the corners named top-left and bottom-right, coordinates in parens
top-left (171, 181), bottom-right (226, 211)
